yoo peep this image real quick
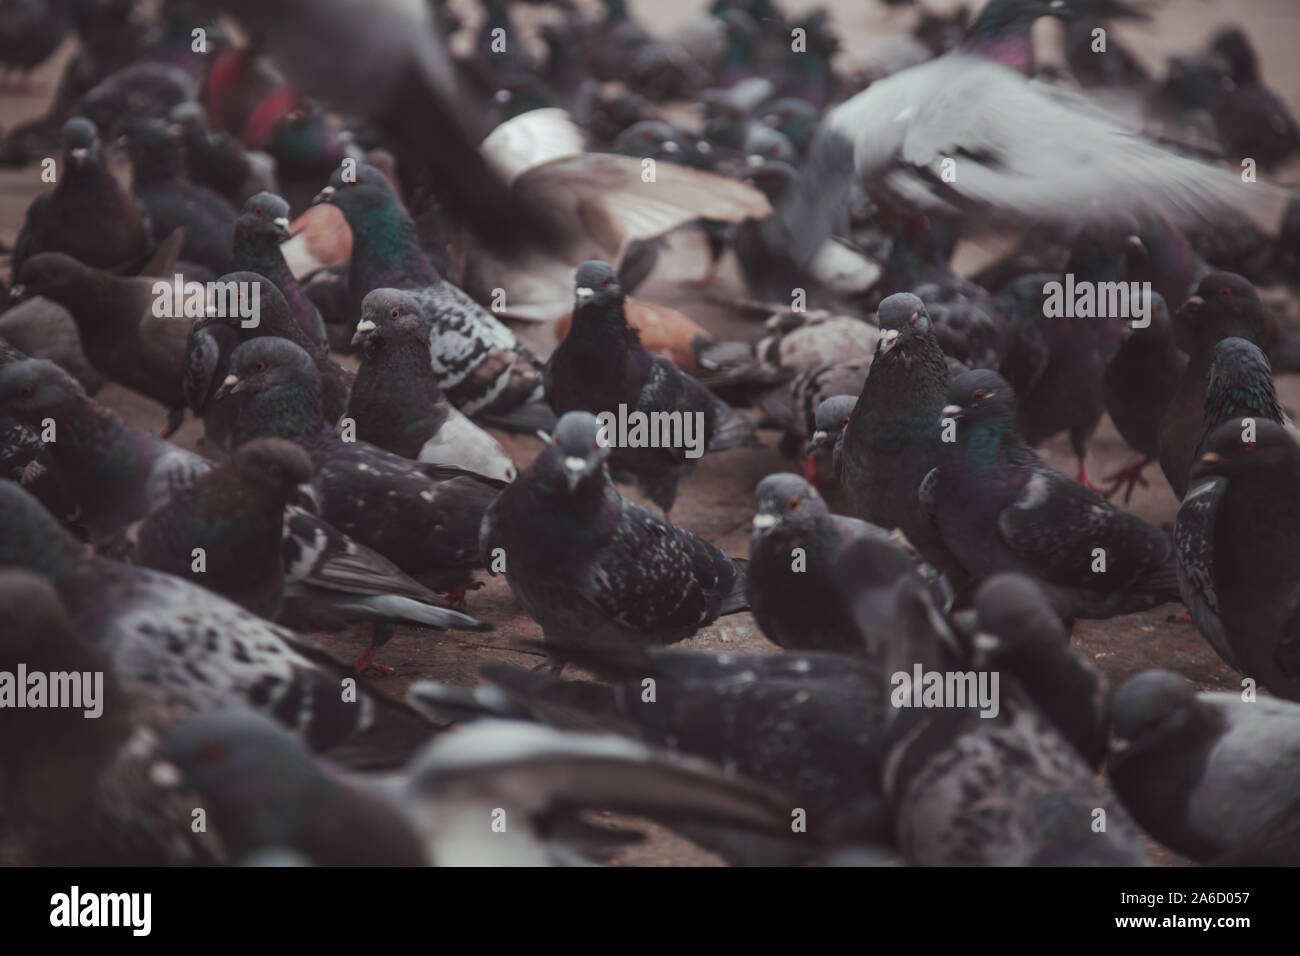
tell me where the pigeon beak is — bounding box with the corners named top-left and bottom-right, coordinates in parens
top-left (1125, 234), bottom-right (1147, 257)
top-left (563, 456), bottom-right (589, 492)
top-left (9, 284), bottom-right (25, 300)
top-left (1178, 295), bottom-right (1204, 318)
top-left (1108, 737), bottom-right (1133, 759)
top-left (970, 632), bottom-right (1000, 668)
top-left (213, 373), bottom-right (241, 402)
top-left (808, 429), bottom-right (829, 453)
top-left (752, 513), bottom-right (778, 530)
top-left (272, 216), bottom-right (292, 240)
top-left (575, 287), bottom-right (594, 302)
top-left (148, 759), bottom-right (183, 788)
top-left (69, 147), bottom-right (88, 166)
top-left (351, 318), bottom-right (377, 345)
top-left (313, 185), bottom-right (337, 205)
top-left (941, 404), bottom-right (963, 422)
top-left (1201, 452), bottom-right (1222, 463)
top-left (877, 328), bottom-right (901, 354)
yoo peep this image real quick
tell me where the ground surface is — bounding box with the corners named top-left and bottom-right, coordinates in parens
top-left (1, 0), bottom-right (1297, 866)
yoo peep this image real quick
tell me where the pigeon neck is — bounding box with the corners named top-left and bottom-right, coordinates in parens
top-left (40, 395), bottom-right (157, 528)
top-left (234, 378), bottom-right (325, 446)
top-left (233, 226), bottom-right (292, 284)
top-left (948, 418), bottom-right (1035, 492)
top-left (348, 202), bottom-right (438, 296)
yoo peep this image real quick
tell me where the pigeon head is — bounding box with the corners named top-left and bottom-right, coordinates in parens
top-left (238, 192), bottom-right (293, 242)
top-left (808, 394), bottom-right (855, 454)
top-left (876, 293), bottom-right (932, 356)
top-left (0, 357), bottom-right (84, 425)
top-left (573, 261), bottom-right (624, 315)
top-left (60, 117), bottom-right (101, 170)
top-left (1175, 273), bottom-right (1271, 354)
top-left (125, 116), bottom-right (186, 183)
top-left (551, 410), bottom-right (612, 493)
top-left (314, 161), bottom-right (398, 210)
top-left (168, 100), bottom-right (207, 134)
top-left (742, 127), bottom-right (797, 165)
top-left (154, 708), bottom-right (325, 852)
top-left (752, 473), bottom-right (829, 534)
top-left (759, 98), bottom-right (819, 153)
top-left (1191, 417), bottom-right (1300, 482)
top-left (353, 289), bottom-right (428, 350)
top-left (14, 252), bottom-right (92, 302)
top-left (611, 121), bottom-right (689, 164)
top-left (229, 438), bottom-right (314, 494)
top-left (203, 271), bottom-right (295, 338)
top-left (1209, 26), bottom-right (1258, 84)
top-left (216, 337), bottom-right (319, 403)
top-left (941, 368), bottom-right (1016, 428)
top-left (1108, 670), bottom-right (1197, 768)
top-left (0, 480), bottom-right (86, 579)
top-left (970, 573), bottom-right (1067, 667)
top-left (1128, 291), bottom-right (1172, 342)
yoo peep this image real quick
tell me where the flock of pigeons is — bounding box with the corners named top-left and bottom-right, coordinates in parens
top-left (0, 0), bottom-right (1299, 867)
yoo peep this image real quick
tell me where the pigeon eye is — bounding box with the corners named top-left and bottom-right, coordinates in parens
top-left (20, 384), bottom-right (33, 397)
top-left (1219, 286), bottom-right (1232, 299)
top-left (198, 741), bottom-right (226, 765)
top-left (253, 207), bottom-right (262, 217)
top-left (268, 462), bottom-right (282, 477)
top-left (252, 360), bottom-right (268, 373)
top-left (972, 389), bottom-right (990, 402)
top-left (390, 308), bottom-right (400, 319)
top-left (602, 278), bottom-right (614, 288)
top-left (788, 497), bottom-right (801, 511)
top-left (840, 416), bottom-right (850, 426)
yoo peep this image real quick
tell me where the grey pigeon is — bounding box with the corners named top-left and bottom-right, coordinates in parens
top-left (923, 368), bottom-right (1181, 620)
top-left (838, 292), bottom-right (966, 584)
top-left (0, 568), bottom-right (223, 866)
top-left (748, 472), bottom-right (949, 653)
top-left (0, 479), bottom-right (435, 768)
top-left (1158, 272), bottom-right (1275, 499)
top-left (232, 192), bottom-right (327, 345)
top-left (1175, 418), bottom-right (1300, 701)
top-left (413, 651), bottom-right (888, 866)
top-left (544, 261), bottom-right (759, 514)
top-left (961, 573), bottom-right (1110, 767)
top-left (348, 289), bottom-right (517, 483)
top-left (480, 411), bottom-right (749, 661)
top-left (1108, 670), bottom-right (1300, 863)
top-left (16, 250), bottom-right (191, 435)
top-left (834, 538), bottom-right (1148, 866)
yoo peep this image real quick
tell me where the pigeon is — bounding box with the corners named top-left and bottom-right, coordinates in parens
top-left (214, 336), bottom-right (500, 597)
top-left (103, 438), bottom-right (313, 619)
top-left (923, 368), bottom-right (1181, 620)
top-left (75, 60), bottom-right (199, 142)
top-left (154, 708), bottom-right (428, 866)
top-left (838, 292), bottom-right (966, 584)
top-left (480, 411), bottom-right (749, 661)
top-left (15, 249), bottom-right (191, 435)
top-left (1204, 27), bottom-right (1300, 171)
top-left (0, 479), bottom-right (435, 768)
top-left (1174, 418), bottom-right (1300, 701)
top-left (0, 568), bottom-right (223, 866)
top-left (1101, 291), bottom-right (1185, 502)
top-left (181, 271), bottom-right (352, 441)
top-left (399, 718), bottom-right (796, 866)
top-left (961, 573), bottom-right (1110, 768)
top-left (347, 290), bottom-right (517, 483)
top-left (232, 192), bottom-right (327, 345)
top-left (170, 101), bottom-right (279, 209)
top-left (206, 0), bottom-right (568, 254)
top-left (1158, 272), bottom-right (1275, 499)
top-left (1108, 670), bottom-right (1300, 863)
top-left (12, 116), bottom-right (151, 277)
top-left (813, 0), bottom-right (1280, 263)
top-left (0, 357), bottom-right (208, 542)
top-left (0, 294), bottom-right (102, 394)
top-left (1195, 337), bottom-right (1292, 460)
top-left (124, 116), bottom-right (237, 277)
top-left (0, 0), bottom-right (71, 89)
top-left (315, 162), bottom-right (553, 431)
top-left (748, 472), bottom-right (948, 653)
top-left (412, 647), bottom-right (891, 865)
top-left (544, 261), bottom-right (759, 514)
top-left (834, 536), bottom-right (1148, 866)
top-left (807, 393), bottom-right (856, 484)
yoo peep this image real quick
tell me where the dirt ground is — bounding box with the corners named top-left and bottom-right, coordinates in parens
top-left (2, 0), bottom-right (1298, 866)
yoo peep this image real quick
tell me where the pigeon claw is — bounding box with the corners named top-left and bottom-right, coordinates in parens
top-left (1101, 457), bottom-right (1152, 505)
top-left (442, 581), bottom-right (485, 612)
top-left (1076, 459), bottom-right (1103, 494)
top-left (353, 645), bottom-right (395, 677)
